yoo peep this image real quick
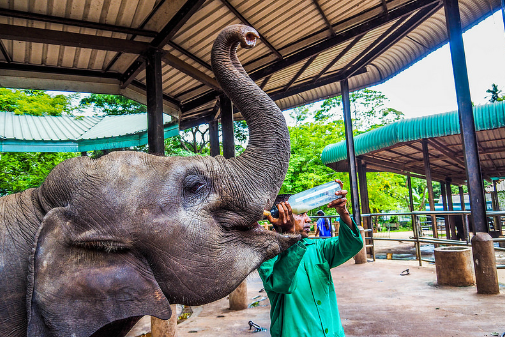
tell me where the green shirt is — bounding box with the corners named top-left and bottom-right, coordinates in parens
top-left (258, 220), bottom-right (363, 337)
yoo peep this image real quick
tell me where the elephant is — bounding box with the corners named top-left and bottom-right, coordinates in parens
top-left (0, 25), bottom-right (300, 337)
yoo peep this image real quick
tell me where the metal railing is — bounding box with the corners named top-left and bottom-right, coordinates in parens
top-left (360, 210), bottom-right (504, 268)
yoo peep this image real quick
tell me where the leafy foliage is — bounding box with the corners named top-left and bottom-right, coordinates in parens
top-left (280, 90), bottom-right (408, 216)
top-left (316, 88), bottom-right (404, 130)
top-left (79, 94), bottom-right (146, 115)
top-left (486, 83), bottom-right (503, 103)
top-left (0, 88), bottom-right (76, 116)
top-left (0, 152), bottom-right (77, 196)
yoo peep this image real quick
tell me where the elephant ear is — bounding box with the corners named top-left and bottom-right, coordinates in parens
top-left (27, 208), bottom-right (171, 337)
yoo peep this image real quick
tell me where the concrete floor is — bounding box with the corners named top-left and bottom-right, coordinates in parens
top-left (129, 237), bottom-right (505, 337)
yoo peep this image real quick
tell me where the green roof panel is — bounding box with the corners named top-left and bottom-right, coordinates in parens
top-left (321, 101), bottom-right (505, 165)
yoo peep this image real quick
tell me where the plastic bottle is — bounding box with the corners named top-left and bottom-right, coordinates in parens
top-left (288, 181), bottom-right (342, 214)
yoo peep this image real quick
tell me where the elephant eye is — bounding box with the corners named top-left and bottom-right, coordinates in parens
top-left (182, 174), bottom-right (209, 203)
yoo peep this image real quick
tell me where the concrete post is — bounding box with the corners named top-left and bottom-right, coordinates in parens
top-left (151, 304), bottom-right (178, 337)
top-left (354, 226), bottom-right (367, 264)
top-left (229, 280), bottom-right (248, 310)
top-left (471, 233), bottom-right (500, 294)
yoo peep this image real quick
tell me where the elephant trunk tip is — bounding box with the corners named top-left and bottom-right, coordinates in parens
top-left (243, 31), bottom-right (259, 49)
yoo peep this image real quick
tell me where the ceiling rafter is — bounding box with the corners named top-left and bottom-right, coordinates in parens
top-left (269, 67), bottom-right (367, 101)
top-left (312, 0), bottom-right (335, 36)
top-left (161, 52), bottom-right (220, 90)
top-left (167, 41), bottom-right (212, 71)
top-left (0, 23), bottom-right (149, 54)
top-left (260, 75), bottom-right (272, 89)
top-left (283, 55), bottom-right (318, 92)
top-left (104, 0), bottom-right (168, 72)
top-left (219, 0), bottom-right (282, 59)
top-left (130, 81), bottom-right (180, 108)
top-left (428, 138), bottom-right (466, 168)
top-left (248, 0), bottom-right (439, 82)
top-left (180, 0), bottom-right (438, 113)
top-left (0, 8), bottom-right (158, 37)
top-left (344, 2), bottom-right (442, 78)
top-left (120, 0), bottom-right (207, 88)
top-left (313, 35), bottom-right (364, 83)
top-left (0, 40), bottom-right (11, 63)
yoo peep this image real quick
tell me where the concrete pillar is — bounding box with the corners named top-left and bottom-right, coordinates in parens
top-left (229, 280), bottom-right (248, 310)
top-left (151, 304), bottom-right (178, 337)
top-left (471, 233), bottom-right (500, 294)
top-left (354, 226), bottom-right (367, 264)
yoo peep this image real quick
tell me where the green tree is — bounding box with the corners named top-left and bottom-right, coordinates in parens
top-left (316, 88), bottom-right (404, 130)
top-left (79, 94), bottom-right (146, 115)
top-left (0, 88), bottom-right (79, 196)
top-left (486, 83), bottom-right (503, 103)
top-left (0, 152), bottom-right (77, 196)
top-left (0, 88), bottom-right (76, 116)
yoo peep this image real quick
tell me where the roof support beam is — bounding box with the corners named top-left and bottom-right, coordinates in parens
top-left (161, 52), bottom-right (220, 90)
top-left (120, 0), bottom-right (206, 88)
top-left (168, 41), bottom-right (212, 71)
top-left (219, 0), bottom-right (282, 59)
top-left (0, 23), bottom-right (149, 54)
top-left (249, 0), bottom-right (439, 81)
top-left (313, 35), bottom-right (364, 82)
top-left (312, 0), bottom-right (335, 36)
top-left (344, 1), bottom-right (442, 78)
top-left (0, 8), bottom-right (158, 37)
top-left (283, 55), bottom-right (318, 92)
top-left (428, 138), bottom-right (466, 169)
top-left (269, 67), bottom-right (367, 101)
top-left (0, 40), bottom-right (12, 63)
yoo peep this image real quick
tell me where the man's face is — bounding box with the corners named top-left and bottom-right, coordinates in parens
top-left (293, 213), bottom-right (311, 238)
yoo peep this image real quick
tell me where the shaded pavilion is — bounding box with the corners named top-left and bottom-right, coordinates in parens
top-left (321, 101), bottom-right (505, 238)
top-left (0, 0), bottom-right (502, 324)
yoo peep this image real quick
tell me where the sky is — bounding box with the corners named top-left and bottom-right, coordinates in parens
top-left (370, 10), bottom-right (505, 119)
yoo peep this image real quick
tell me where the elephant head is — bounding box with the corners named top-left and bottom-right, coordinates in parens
top-left (24, 25), bottom-right (298, 336)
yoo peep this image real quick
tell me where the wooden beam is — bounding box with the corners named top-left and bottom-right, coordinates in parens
top-left (313, 35), bottom-right (364, 82)
top-left (146, 49), bottom-right (165, 155)
top-left (283, 55), bottom-right (318, 92)
top-left (167, 41), bottom-right (212, 71)
top-left (120, 0), bottom-right (206, 88)
top-left (130, 80), bottom-right (181, 108)
top-left (269, 67), bottom-right (367, 101)
top-left (161, 52), bottom-right (220, 90)
top-left (0, 61), bottom-right (121, 78)
top-left (0, 8), bottom-right (158, 37)
top-left (0, 23), bottom-right (149, 54)
top-left (344, 2), bottom-right (441, 78)
top-left (428, 138), bottom-right (466, 168)
top-left (312, 0), bottom-right (335, 36)
top-left (0, 40), bottom-right (12, 63)
top-left (219, 0), bottom-right (282, 59)
top-left (179, 113), bottom-right (214, 130)
top-left (259, 75), bottom-right (271, 90)
top-left (422, 139), bottom-right (438, 238)
top-left (121, 59), bottom-right (146, 89)
top-left (209, 119), bottom-right (220, 156)
top-left (220, 95), bottom-right (234, 159)
top-left (249, 0), bottom-right (439, 82)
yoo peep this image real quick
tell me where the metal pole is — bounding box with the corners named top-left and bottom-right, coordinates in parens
top-left (459, 185), bottom-right (470, 242)
top-left (209, 120), bottom-right (220, 157)
top-left (422, 139), bottom-right (438, 238)
top-left (441, 181), bottom-right (450, 239)
top-left (220, 95), bottom-right (235, 159)
top-left (358, 159), bottom-right (373, 256)
top-left (492, 179), bottom-right (500, 234)
top-left (146, 49), bottom-right (165, 155)
top-left (408, 173), bottom-right (422, 266)
top-left (446, 179), bottom-right (456, 239)
top-left (341, 78), bottom-right (361, 226)
top-left (444, 0), bottom-right (499, 294)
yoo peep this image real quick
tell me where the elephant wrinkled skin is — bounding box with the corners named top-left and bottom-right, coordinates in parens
top-left (0, 25), bottom-right (299, 337)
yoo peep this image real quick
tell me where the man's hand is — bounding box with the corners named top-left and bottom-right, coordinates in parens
top-left (327, 180), bottom-right (354, 230)
top-left (266, 202), bottom-right (297, 233)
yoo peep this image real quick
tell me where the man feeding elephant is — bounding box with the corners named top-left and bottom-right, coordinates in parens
top-left (260, 180), bottom-right (363, 337)
top-left (0, 25), bottom-right (301, 337)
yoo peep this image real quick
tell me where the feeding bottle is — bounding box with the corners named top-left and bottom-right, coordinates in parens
top-left (288, 181), bottom-right (342, 214)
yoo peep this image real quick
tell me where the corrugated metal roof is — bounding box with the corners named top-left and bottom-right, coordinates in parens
top-left (321, 100), bottom-right (505, 164)
top-left (0, 0), bottom-right (500, 128)
top-left (321, 100), bottom-right (505, 184)
top-left (0, 111), bottom-right (178, 152)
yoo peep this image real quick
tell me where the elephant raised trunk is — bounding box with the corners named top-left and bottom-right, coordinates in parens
top-left (211, 24), bottom-right (291, 215)
top-left (0, 25), bottom-right (298, 337)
